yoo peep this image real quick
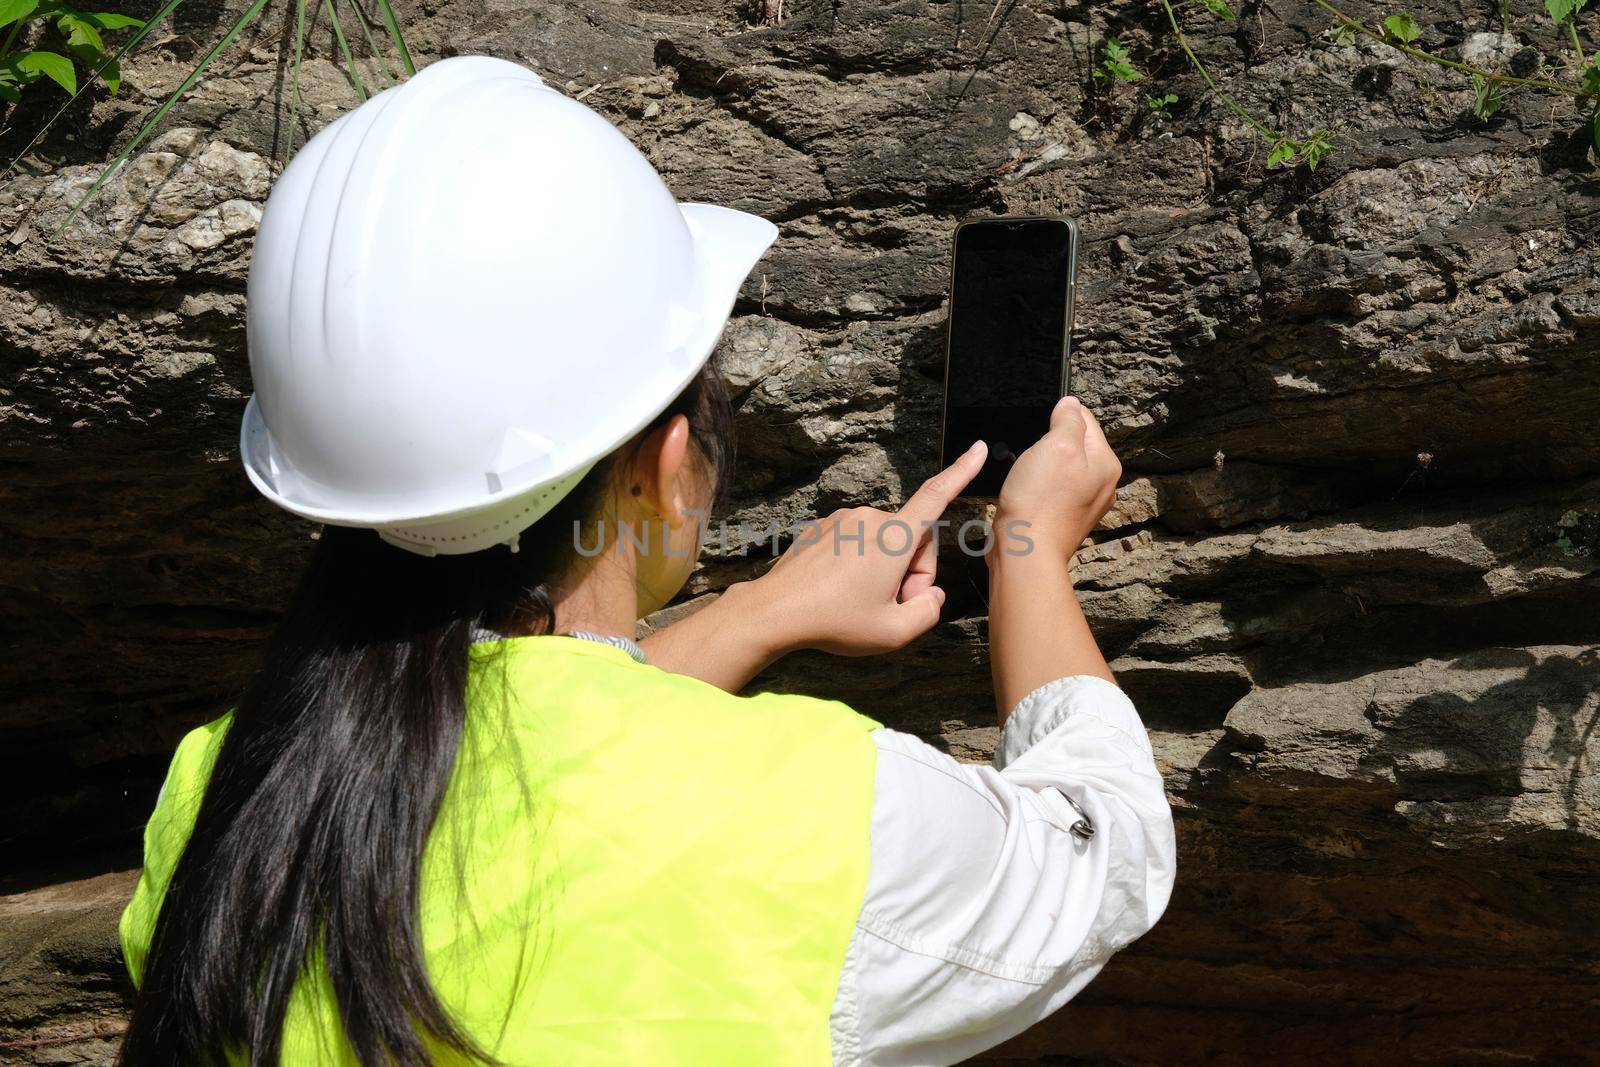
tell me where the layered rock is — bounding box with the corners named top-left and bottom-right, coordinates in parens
top-left (3, 0), bottom-right (1598, 1062)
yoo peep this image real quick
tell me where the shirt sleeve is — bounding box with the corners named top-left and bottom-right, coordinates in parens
top-left (828, 676), bottom-right (1177, 1067)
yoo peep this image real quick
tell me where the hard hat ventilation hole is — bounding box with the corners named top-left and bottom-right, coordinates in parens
top-left (379, 480), bottom-right (571, 553)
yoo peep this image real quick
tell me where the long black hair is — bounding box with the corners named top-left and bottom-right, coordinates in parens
top-left (119, 359), bottom-right (733, 1066)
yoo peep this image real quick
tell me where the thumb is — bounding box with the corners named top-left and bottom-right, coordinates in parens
top-left (891, 585), bottom-right (946, 643)
top-left (1078, 402), bottom-right (1112, 454)
top-left (1050, 394), bottom-right (1088, 438)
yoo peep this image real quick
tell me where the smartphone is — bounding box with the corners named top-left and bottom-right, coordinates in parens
top-left (940, 216), bottom-right (1079, 498)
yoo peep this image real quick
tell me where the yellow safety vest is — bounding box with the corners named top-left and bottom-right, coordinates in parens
top-left (120, 636), bottom-right (882, 1065)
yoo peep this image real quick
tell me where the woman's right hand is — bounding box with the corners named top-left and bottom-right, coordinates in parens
top-left (645, 445), bottom-right (988, 691)
top-left (993, 395), bottom-right (1121, 561)
top-left (740, 442), bottom-right (989, 658)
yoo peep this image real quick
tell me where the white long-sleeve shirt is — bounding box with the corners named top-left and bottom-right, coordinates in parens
top-left (830, 675), bottom-right (1177, 1065)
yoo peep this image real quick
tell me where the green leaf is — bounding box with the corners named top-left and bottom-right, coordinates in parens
top-left (1301, 129), bottom-right (1336, 170)
top-left (0, 0), bottom-right (38, 29)
top-left (1326, 22), bottom-right (1357, 46)
top-left (1202, 0), bottom-right (1237, 19)
top-left (57, 12), bottom-right (105, 53)
top-left (63, 36), bottom-right (120, 90)
top-left (1147, 91), bottom-right (1178, 109)
top-left (1265, 139), bottom-right (1295, 168)
top-left (1470, 73), bottom-right (1502, 120)
top-left (83, 11), bottom-right (143, 28)
top-left (13, 48), bottom-right (73, 92)
top-left (1547, 0), bottom-right (1580, 21)
top-left (0, 80), bottom-right (19, 102)
top-left (1586, 61), bottom-right (1600, 95)
top-left (4, 0), bottom-right (185, 175)
top-left (1383, 12), bottom-right (1422, 43)
top-left (1096, 37), bottom-right (1142, 82)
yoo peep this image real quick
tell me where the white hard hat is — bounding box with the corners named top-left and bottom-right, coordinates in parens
top-left (240, 55), bottom-right (777, 555)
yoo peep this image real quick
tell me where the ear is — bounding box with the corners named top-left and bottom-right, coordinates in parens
top-left (629, 414), bottom-right (695, 529)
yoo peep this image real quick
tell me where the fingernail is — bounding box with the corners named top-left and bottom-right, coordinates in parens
top-left (965, 440), bottom-right (985, 456)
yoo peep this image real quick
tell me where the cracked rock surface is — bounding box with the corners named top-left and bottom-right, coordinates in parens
top-left (2, 0), bottom-right (1598, 1062)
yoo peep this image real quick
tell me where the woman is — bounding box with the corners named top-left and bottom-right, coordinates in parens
top-left (118, 56), bottom-right (1174, 1067)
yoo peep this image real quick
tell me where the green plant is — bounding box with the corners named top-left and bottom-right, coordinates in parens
top-left (4, 0), bottom-right (414, 235)
top-left (1315, 1), bottom-right (1597, 101)
top-left (1151, 0), bottom-right (1336, 170)
top-left (1265, 126), bottom-right (1337, 170)
top-left (0, 0), bottom-right (143, 103)
top-left (1471, 72), bottom-right (1504, 119)
top-left (1096, 37), bottom-right (1142, 82)
top-left (1548, 0), bottom-right (1589, 67)
top-left (1121, 0), bottom-right (1600, 173)
top-left (1147, 90), bottom-right (1178, 117)
top-left (1382, 11), bottom-right (1422, 43)
top-left (1554, 509), bottom-right (1597, 557)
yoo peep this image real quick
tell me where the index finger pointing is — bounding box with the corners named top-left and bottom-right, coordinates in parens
top-left (898, 439), bottom-right (988, 528)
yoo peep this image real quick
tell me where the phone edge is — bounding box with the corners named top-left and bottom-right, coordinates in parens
top-left (1062, 218), bottom-right (1079, 398)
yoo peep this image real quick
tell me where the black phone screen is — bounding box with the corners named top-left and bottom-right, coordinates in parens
top-left (941, 217), bottom-right (1076, 497)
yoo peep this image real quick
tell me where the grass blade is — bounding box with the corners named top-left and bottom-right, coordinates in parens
top-left (350, 0), bottom-right (395, 87)
top-left (286, 0), bottom-right (308, 162)
top-left (374, 0), bottom-right (412, 76)
top-left (4, 0), bottom-right (186, 176)
top-left (325, 0), bottom-right (365, 100)
top-left (52, 0), bottom-right (270, 236)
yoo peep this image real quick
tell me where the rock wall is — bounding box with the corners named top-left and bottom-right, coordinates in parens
top-left (3, 0), bottom-right (1599, 1062)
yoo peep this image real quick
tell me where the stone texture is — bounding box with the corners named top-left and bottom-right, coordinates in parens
top-left (3, 0), bottom-right (1600, 1062)
top-left (0, 869), bottom-right (135, 1065)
